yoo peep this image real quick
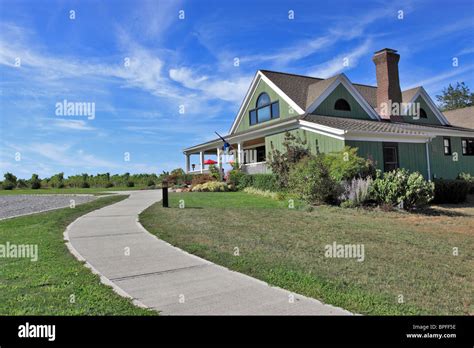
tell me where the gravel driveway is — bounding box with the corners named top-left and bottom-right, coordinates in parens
top-left (0, 194), bottom-right (99, 220)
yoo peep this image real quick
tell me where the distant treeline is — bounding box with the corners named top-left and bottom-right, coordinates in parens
top-left (0, 172), bottom-right (168, 190)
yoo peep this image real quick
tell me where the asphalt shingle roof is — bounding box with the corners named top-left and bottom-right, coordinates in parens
top-left (442, 106), bottom-right (474, 129)
top-left (302, 115), bottom-right (426, 135)
top-left (302, 114), bottom-right (474, 134)
top-left (261, 70), bottom-right (421, 112)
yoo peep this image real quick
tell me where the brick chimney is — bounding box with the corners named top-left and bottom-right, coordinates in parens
top-left (372, 48), bottom-right (403, 121)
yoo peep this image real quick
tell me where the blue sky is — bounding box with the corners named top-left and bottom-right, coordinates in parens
top-left (0, 0), bottom-right (473, 178)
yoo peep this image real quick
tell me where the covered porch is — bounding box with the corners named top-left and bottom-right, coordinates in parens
top-left (183, 137), bottom-right (268, 175)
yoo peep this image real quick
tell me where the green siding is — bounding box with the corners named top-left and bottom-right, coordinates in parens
top-left (345, 140), bottom-right (384, 171)
top-left (404, 96), bottom-right (442, 125)
top-left (429, 136), bottom-right (474, 179)
top-left (265, 129), bottom-right (344, 160)
top-left (235, 79), bottom-right (294, 133)
top-left (313, 84), bottom-right (372, 120)
top-left (398, 143), bottom-right (428, 178)
top-left (346, 140), bottom-right (429, 178)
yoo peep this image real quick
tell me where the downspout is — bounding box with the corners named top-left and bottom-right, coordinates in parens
top-left (425, 139), bottom-right (432, 181)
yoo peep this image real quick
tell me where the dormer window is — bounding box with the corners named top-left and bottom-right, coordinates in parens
top-left (334, 98), bottom-right (351, 111)
top-left (419, 108), bottom-right (427, 118)
top-left (249, 92), bottom-right (279, 125)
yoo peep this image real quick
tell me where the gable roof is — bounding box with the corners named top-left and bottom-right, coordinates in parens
top-left (260, 70), bottom-right (381, 111)
top-left (229, 69), bottom-right (454, 135)
top-left (259, 70), bottom-right (322, 110)
top-left (442, 106), bottom-right (474, 129)
top-left (228, 71), bottom-right (306, 134)
top-left (261, 70), bottom-right (426, 112)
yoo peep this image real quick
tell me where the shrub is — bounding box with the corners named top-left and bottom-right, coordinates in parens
top-left (167, 168), bottom-right (189, 186)
top-left (81, 181), bottom-right (90, 188)
top-left (370, 169), bottom-right (434, 210)
top-left (433, 179), bottom-right (469, 204)
top-left (16, 179), bottom-right (28, 188)
top-left (288, 155), bottom-right (339, 204)
top-left (105, 182), bottom-right (114, 188)
top-left (191, 174), bottom-right (215, 186)
top-left (324, 146), bottom-right (374, 181)
top-left (30, 174), bottom-right (41, 189)
top-left (208, 165), bottom-right (221, 180)
top-left (49, 172), bottom-right (64, 188)
top-left (340, 177), bottom-right (373, 207)
top-left (268, 131), bottom-right (311, 188)
top-left (457, 172), bottom-right (474, 194)
top-left (404, 172), bottom-right (435, 209)
top-left (126, 181), bottom-right (135, 187)
top-left (250, 174), bottom-right (279, 192)
top-left (243, 187), bottom-right (279, 199)
top-left (227, 170), bottom-right (247, 188)
top-left (2, 181), bottom-right (15, 190)
top-left (236, 174), bottom-right (254, 190)
top-left (191, 181), bottom-right (228, 192)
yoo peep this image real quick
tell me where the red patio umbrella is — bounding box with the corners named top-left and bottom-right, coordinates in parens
top-left (203, 159), bottom-right (217, 165)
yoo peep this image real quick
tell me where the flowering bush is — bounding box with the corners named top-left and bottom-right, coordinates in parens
top-left (340, 177), bottom-right (373, 207)
top-left (191, 181), bottom-right (228, 192)
top-left (370, 169), bottom-right (434, 210)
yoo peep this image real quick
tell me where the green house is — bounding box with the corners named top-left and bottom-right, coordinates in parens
top-left (184, 48), bottom-right (474, 179)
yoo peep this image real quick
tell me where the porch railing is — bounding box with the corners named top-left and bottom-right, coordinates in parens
top-left (241, 161), bottom-right (268, 174)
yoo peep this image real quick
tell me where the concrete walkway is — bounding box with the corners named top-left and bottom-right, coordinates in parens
top-left (65, 190), bottom-right (352, 315)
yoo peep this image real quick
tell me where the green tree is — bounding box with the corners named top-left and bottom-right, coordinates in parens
top-left (50, 172), bottom-right (65, 188)
top-left (436, 82), bottom-right (474, 111)
top-left (2, 172), bottom-right (17, 190)
top-left (30, 174), bottom-right (41, 189)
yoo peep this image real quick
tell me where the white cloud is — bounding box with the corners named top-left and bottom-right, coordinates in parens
top-left (307, 39), bottom-right (373, 78)
top-left (404, 64), bottom-right (474, 92)
top-left (169, 67), bottom-right (251, 102)
top-left (52, 119), bottom-right (96, 131)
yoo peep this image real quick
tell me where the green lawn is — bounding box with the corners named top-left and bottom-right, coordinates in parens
top-left (140, 192), bottom-right (474, 315)
top-left (0, 195), bottom-right (155, 315)
top-left (0, 186), bottom-right (153, 195)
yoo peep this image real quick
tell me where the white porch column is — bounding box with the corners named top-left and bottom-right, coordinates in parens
top-left (217, 147), bottom-right (222, 180)
top-left (185, 153), bottom-right (190, 173)
top-left (425, 141), bottom-right (431, 181)
top-left (200, 151), bottom-right (204, 173)
top-left (237, 142), bottom-right (242, 167)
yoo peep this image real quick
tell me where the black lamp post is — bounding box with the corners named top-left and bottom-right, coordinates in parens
top-left (162, 179), bottom-right (169, 208)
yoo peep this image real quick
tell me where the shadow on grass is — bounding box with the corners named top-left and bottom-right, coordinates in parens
top-left (412, 207), bottom-right (469, 217)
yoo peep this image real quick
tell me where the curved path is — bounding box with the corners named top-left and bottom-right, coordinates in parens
top-left (65, 190), bottom-right (352, 315)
